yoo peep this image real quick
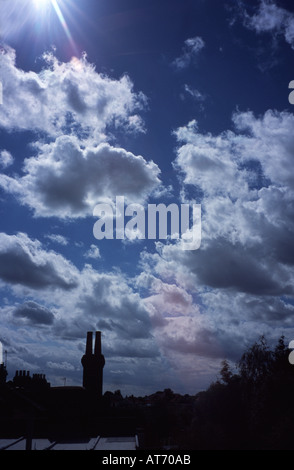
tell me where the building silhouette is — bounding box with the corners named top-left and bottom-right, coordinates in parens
top-left (81, 331), bottom-right (105, 396)
top-left (0, 330), bottom-right (142, 449)
top-left (0, 363), bottom-right (7, 387)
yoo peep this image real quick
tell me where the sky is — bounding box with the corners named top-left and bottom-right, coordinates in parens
top-left (0, 0), bottom-right (294, 396)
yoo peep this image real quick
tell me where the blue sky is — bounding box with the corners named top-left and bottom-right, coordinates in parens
top-left (0, 0), bottom-right (294, 396)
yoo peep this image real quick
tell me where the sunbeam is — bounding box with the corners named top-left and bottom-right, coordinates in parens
top-left (51, 0), bottom-right (77, 53)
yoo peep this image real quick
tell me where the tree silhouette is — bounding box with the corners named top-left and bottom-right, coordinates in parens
top-left (184, 335), bottom-right (294, 450)
top-left (238, 335), bottom-right (273, 384)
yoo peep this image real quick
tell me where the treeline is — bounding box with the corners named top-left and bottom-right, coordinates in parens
top-left (138, 336), bottom-right (294, 450)
top-left (186, 335), bottom-right (294, 449)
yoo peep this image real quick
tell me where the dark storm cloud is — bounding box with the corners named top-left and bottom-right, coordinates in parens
top-left (76, 273), bottom-right (153, 341)
top-left (105, 340), bottom-right (159, 359)
top-left (187, 238), bottom-right (293, 296)
top-left (0, 233), bottom-right (78, 290)
top-left (0, 249), bottom-right (74, 290)
top-left (13, 301), bottom-right (54, 325)
top-left (169, 109), bottom-right (294, 299)
top-left (160, 327), bottom-right (224, 358)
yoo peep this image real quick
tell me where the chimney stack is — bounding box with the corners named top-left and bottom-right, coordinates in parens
top-left (81, 331), bottom-right (105, 396)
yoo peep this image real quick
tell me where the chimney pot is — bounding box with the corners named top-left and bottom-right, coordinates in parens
top-left (85, 331), bottom-right (93, 356)
top-left (94, 331), bottom-right (102, 356)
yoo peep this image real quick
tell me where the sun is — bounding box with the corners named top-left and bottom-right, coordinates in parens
top-left (33, 0), bottom-right (52, 9)
top-left (30, 0), bottom-right (78, 55)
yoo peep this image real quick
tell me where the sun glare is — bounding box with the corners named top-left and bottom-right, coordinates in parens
top-left (33, 0), bottom-right (52, 9)
top-left (30, 0), bottom-right (79, 57)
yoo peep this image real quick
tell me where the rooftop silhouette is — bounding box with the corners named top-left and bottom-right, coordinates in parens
top-left (1, 333), bottom-right (294, 450)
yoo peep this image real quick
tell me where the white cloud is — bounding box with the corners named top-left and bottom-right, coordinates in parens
top-left (242, 0), bottom-right (294, 49)
top-left (174, 109), bottom-right (294, 200)
top-left (173, 119), bottom-right (249, 198)
top-left (176, 109), bottom-right (294, 252)
top-left (0, 47), bottom-right (162, 219)
top-left (0, 46), bottom-right (147, 138)
top-left (233, 110), bottom-right (294, 189)
top-left (84, 244), bottom-right (101, 259)
top-left (246, 1), bottom-right (286, 32)
top-left (0, 150), bottom-right (14, 168)
top-left (144, 277), bottom-right (197, 318)
top-left (45, 234), bottom-right (68, 245)
top-left (183, 84), bottom-right (206, 102)
top-left (0, 136), bottom-right (161, 218)
top-left (172, 36), bottom-right (205, 69)
top-left (137, 107), bottom-right (294, 361)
